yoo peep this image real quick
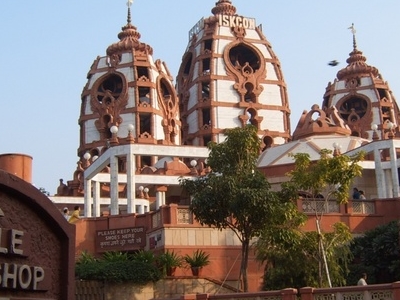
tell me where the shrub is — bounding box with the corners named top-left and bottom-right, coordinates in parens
top-left (75, 251), bottom-right (162, 284)
top-left (184, 249), bottom-right (210, 268)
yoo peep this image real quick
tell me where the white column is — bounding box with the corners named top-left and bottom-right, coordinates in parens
top-left (93, 180), bottom-right (100, 217)
top-left (389, 143), bottom-right (400, 197)
top-left (156, 191), bottom-right (162, 209)
top-left (126, 153), bottom-right (136, 214)
top-left (374, 148), bottom-right (386, 198)
top-left (110, 154), bottom-right (119, 215)
top-left (84, 179), bottom-right (92, 217)
top-left (384, 169), bottom-right (393, 198)
top-left (162, 191), bottom-right (166, 205)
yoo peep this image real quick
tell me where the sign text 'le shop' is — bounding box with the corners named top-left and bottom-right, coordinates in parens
top-left (0, 219), bottom-right (49, 291)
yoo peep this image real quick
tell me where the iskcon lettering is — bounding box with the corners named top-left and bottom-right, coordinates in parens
top-left (218, 15), bottom-right (256, 29)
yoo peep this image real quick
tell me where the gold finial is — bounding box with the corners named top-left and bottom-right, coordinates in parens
top-left (348, 23), bottom-right (357, 50)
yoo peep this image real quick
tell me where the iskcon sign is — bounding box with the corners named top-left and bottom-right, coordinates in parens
top-left (189, 15), bottom-right (256, 40)
top-left (0, 169), bottom-right (75, 300)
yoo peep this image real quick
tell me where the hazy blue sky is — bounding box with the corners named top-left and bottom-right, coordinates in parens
top-left (1, 1), bottom-right (399, 194)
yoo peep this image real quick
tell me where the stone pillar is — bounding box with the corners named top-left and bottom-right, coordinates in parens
top-left (374, 147), bottom-right (386, 198)
top-left (84, 179), bottom-right (92, 217)
top-left (110, 153), bottom-right (119, 215)
top-left (281, 288), bottom-right (298, 300)
top-left (156, 186), bottom-right (168, 209)
top-left (385, 169), bottom-right (393, 198)
top-left (299, 287), bottom-right (314, 300)
top-left (392, 281), bottom-right (400, 299)
top-left (93, 180), bottom-right (100, 217)
top-left (389, 142), bottom-right (400, 197)
top-left (126, 153), bottom-right (136, 213)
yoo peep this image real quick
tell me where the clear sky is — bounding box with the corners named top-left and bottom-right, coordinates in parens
top-left (1, 1), bottom-right (399, 195)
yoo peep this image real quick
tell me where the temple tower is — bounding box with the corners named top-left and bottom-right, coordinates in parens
top-left (69, 2), bottom-right (180, 195)
top-left (322, 24), bottom-right (399, 140)
top-left (176, 0), bottom-right (290, 149)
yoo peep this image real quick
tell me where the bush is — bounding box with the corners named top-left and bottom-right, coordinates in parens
top-left (184, 249), bottom-right (210, 268)
top-left (75, 251), bottom-right (162, 284)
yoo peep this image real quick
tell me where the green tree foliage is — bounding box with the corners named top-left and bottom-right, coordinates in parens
top-left (286, 149), bottom-right (364, 203)
top-left (257, 149), bottom-right (363, 289)
top-left (349, 221), bottom-right (400, 284)
top-left (259, 222), bottom-right (352, 290)
top-left (180, 125), bottom-right (303, 291)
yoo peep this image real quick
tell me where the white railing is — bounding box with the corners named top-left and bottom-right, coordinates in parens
top-left (302, 199), bottom-right (340, 214)
top-left (352, 200), bottom-right (375, 214)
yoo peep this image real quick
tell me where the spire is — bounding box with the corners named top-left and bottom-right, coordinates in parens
top-left (348, 23), bottom-right (357, 51)
top-left (211, 0), bottom-right (237, 16)
top-left (106, 0), bottom-right (153, 56)
top-left (336, 23), bottom-right (379, 80)
top-left (127, 0), bottom-right (133, 24)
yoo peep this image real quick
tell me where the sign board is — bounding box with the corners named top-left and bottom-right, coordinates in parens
top-left (0, 170), bottom-right (75, 300)
top-left (95, 227), bottom-right (146, 252)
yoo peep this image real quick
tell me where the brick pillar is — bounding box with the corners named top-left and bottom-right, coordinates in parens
top-left (299, 287), bottom-right (314, 300)
top-left (281, 288), bottom-right (298, 300)
top-left (180, 295), bottom-right (197, 300)
top-left (392, 281), bottom-right (400, 299)
top-left (196, 294), bottom-right (210, 300)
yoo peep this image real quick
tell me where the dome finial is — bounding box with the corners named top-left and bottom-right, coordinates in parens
top-left (127, 0), bottom-right (133, 24)
top-left (348, 23), bottom-right (357, 51)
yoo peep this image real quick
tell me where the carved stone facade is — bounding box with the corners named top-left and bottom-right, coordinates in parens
top-left (176, 0), bottom-right (290, 149)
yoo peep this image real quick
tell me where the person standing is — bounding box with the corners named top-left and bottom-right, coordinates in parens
top-left (68, 206), bottom-right (81, 224)
top-left (359, 190), bottom-right (366, 200)
top-left (352, 188), bottom-right (361, 199)
top-left (357, 273), bottom-right (367, 286)
top-left (62, 207), bottom-right (70, 221)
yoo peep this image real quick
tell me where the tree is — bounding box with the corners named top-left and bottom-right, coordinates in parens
top-left (39, 187), bottom-right (50, 196)
top-left (280, 149), bottom-right (364, 287)
top-left (180, 125), bottom-right (301, 291)
top-left (256, 149), bottom-right (363, 289)
top-left (349, 221), bottom-right (400, 284)
top-left (258, 221), bottom-right (352, 290)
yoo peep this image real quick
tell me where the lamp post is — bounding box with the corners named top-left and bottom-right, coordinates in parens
top-left (190, 159), bottom-right (198, 175)
top-left (371, 124), bottom-right (379, 141)
top-left (110, 125), bottom-right (119, 146)
top-left (127, 124), bottom-right (135, 143)
top-left (83, 152), bottom-right (91, 168)
top-left (332, 142), bottom-right (342, 157)
top-left (387, 121), bottom-right (394, 139)
top-left (138, 186), bottom-right (144, 198)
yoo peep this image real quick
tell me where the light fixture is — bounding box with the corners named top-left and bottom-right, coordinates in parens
top-left (109, 125), bottom-right (119, 146)
top-left (83, 152), bottom-right (91, 161)
top-left (127, 124), bottom-right (135, 143)
top-left (371, 123), bottom-right (379, 141)
top-left (332, 142), bottom-right (341, 156)
top-left (190, 160), bottom-right (197, 167)
top-left (110, 125), bottom-right (118, 134)
top-left (143, 187), bottom-right (149, 199)
top-left (138, 186), bottom-right (144, 198)
top-left (387, 121), bottom-right (395, 139)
